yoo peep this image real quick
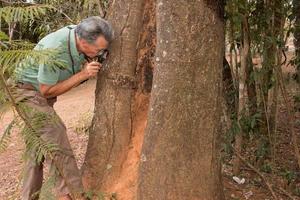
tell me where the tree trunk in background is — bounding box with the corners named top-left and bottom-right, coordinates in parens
top-left (233, 15), bottom-right (249, 175)
top-left (223, 57), bottom-right (236, 117)
top-left (269, 0), bottom-right (285, 162)
top-left (257, 1), bottom-right (277, 163)
top-left (82, 0), bottom-right (145, 192)
top-left (137, 0), bottom-right (225, 199)
top-left (241, 16), bottom-right (257, 118)
top-left (259, 2), bottom-right (271, 134)
top-left (257, 0), bottom-right (284, 164)
top-left (294, 0), bottom-right (300, 86)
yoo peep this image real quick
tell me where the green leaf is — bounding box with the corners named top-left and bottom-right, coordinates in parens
top-left (0, 5), bottom-right (56, 24)
top-left (0, 119), bottom-right (16, 153)
top-left (0, 48), bottom-right (67, 74)
top-left (0, 31), bottom-right (9, 41)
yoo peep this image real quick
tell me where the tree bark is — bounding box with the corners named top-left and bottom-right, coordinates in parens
top-left (82, 0), bottom-right (145, 193)
top-left (269, 0), bottom-right (285, 162)
top-left (233, 15), bottom-right (248, 175)
top-left (255, 0), bottom-right (284, 164)
top-left (137, 0), bottom-right (225, 199)
top-left (294, 0), bottom-right (300, 85)
top-left (259, 0), bottom-right (280, 138)
top-left (244, 24), bottom-right (257, 117)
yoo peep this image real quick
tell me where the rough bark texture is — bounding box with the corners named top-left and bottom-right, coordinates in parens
top-left (204, 0), bottom-right (225, 19)
top-left (244, 16), bottom-right (257, 117)
top-left (269, 0), bottom-right (285, 148)
top-left (82, 0), bottom-right (145, 192)
top-left (257, 0), bottom-right (272, 139)
top-left (294, 0), bottom-right (300, 85)
top-left (103, 1), bottom-right (156, 199)
top-left (137, 0), bottom-right (225, 199)
top-left (136, 0), bottom-right (156, 94)
top-left (233, 15), bottom-right (248, 175)
top-left (255, 0), bottom-right (285, 165)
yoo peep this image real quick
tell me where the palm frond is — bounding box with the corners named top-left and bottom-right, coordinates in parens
top-left (39, 172), bottom-right (56, 200)
top-left (0, 119), bottom-right (16, 153)
top-left (0, 31), bottom-right (9, 40)
top-left (1, 40), bottom-right (36, 50)
top-left (0, 101), bottom-right (12, 122)
top-left (21, 124), bottom-right (60, 164)
top-left (0, 4), bottom-right (56, 24)
top-left (0, 31), bottom-right (9, 49)
top-left (19, 103), bottom-right (60, 164)
top-left (0, 88), bottom-right (11, 116)
top-left (0, 48), bottom-right (68, 74)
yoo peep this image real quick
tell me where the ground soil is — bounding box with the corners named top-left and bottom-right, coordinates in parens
top-left (0, 78), bottom-right (299, 200)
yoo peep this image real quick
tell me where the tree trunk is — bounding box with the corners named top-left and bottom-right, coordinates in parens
top-left (256, 0), bottom-right (284, 164)
top-left (255, 1), bottom-right (279, 166)
top-left (259, 0), bottom-right (276, 137)
top-left (82, 0), bottom-right (145, 193)
top-left (233, 15), bottom-right (249, 175)
top-left (223, 57), bottom-right (236, 116)
top-left (137, 1), bottom-right (225, 199)
top-left (245, 48), bottom-right (257, 118)
top-left (294, 0), bottom-right (300, 86)
top-left (269, 0), bottom-right (285, 162)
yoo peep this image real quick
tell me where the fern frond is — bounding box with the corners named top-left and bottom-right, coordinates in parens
top-left (0, 119), bottom-right (16, 153)
top-left (19, 103), bottom-right (60, 164)
top-left (21, 124), bottom-right (60, 164)
top-left (0, 48), bottom-right (67, 74)
top-left (0, 31), bottom-right (9, 40)
top-left (0, 88), bottom-right (10, 112)
top-left (39, 173), bottom-right (56, 200)
top-left (1, 40), bottom-right (36, 50)
top-left (0, 31), bottom-right (9, 49)
top-left (0, 4), bottom-right (56, 24)
top-left (0, 100), bottom-right (11, 120)
top-left (0, 88), bottom-right (13, 122)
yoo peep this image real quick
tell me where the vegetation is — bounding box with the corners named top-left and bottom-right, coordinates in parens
top-left (0, 0), bottom-right (299, 199)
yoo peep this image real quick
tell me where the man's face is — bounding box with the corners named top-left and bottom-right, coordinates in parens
top-left (80, 35), bottom-right (109, 59)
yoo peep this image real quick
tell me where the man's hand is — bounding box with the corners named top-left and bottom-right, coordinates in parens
top-left (39, 61), bottom-right (102, 98)
top-left (80, 61), bottom-right (101, 79)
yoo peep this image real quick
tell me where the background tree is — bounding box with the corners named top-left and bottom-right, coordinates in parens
top-left (224, 0), bottom-right (300, 198)
top-left (1, 0), bottom-right (300, 199)
top-left (137, 0), bottom-right (225, 199)
top-left (294, 0), bottom-right (300, 87)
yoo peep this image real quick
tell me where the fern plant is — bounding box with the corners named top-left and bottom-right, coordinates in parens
top-left (0, 4), bottom-right (56, 24)
top-left (0, 1), bottom-right (72, 199)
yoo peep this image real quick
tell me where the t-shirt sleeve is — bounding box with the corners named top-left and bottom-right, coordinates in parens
top-left (37, 63), bottom-right (60, 85)
top-left (35, 40), bottom-right (64, 86)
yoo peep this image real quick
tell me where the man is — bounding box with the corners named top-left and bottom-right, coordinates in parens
top-left (14, 16), bottom-right (114, 200)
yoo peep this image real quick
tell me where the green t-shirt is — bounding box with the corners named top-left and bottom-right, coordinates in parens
top-left (14, 25), bottom-right (86, 91)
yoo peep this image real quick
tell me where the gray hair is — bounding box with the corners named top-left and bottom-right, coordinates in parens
top-left (75, 16), bottom-right (114, 44)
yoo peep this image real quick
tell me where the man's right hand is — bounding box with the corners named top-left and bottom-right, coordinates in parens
top-left (80, 61), bottom-right (101, 79)
top-left (39, 62), bottom-right (102, 98)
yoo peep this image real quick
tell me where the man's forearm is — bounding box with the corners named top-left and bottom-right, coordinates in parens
top-left (40, 72), bottom-right (88, 98)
